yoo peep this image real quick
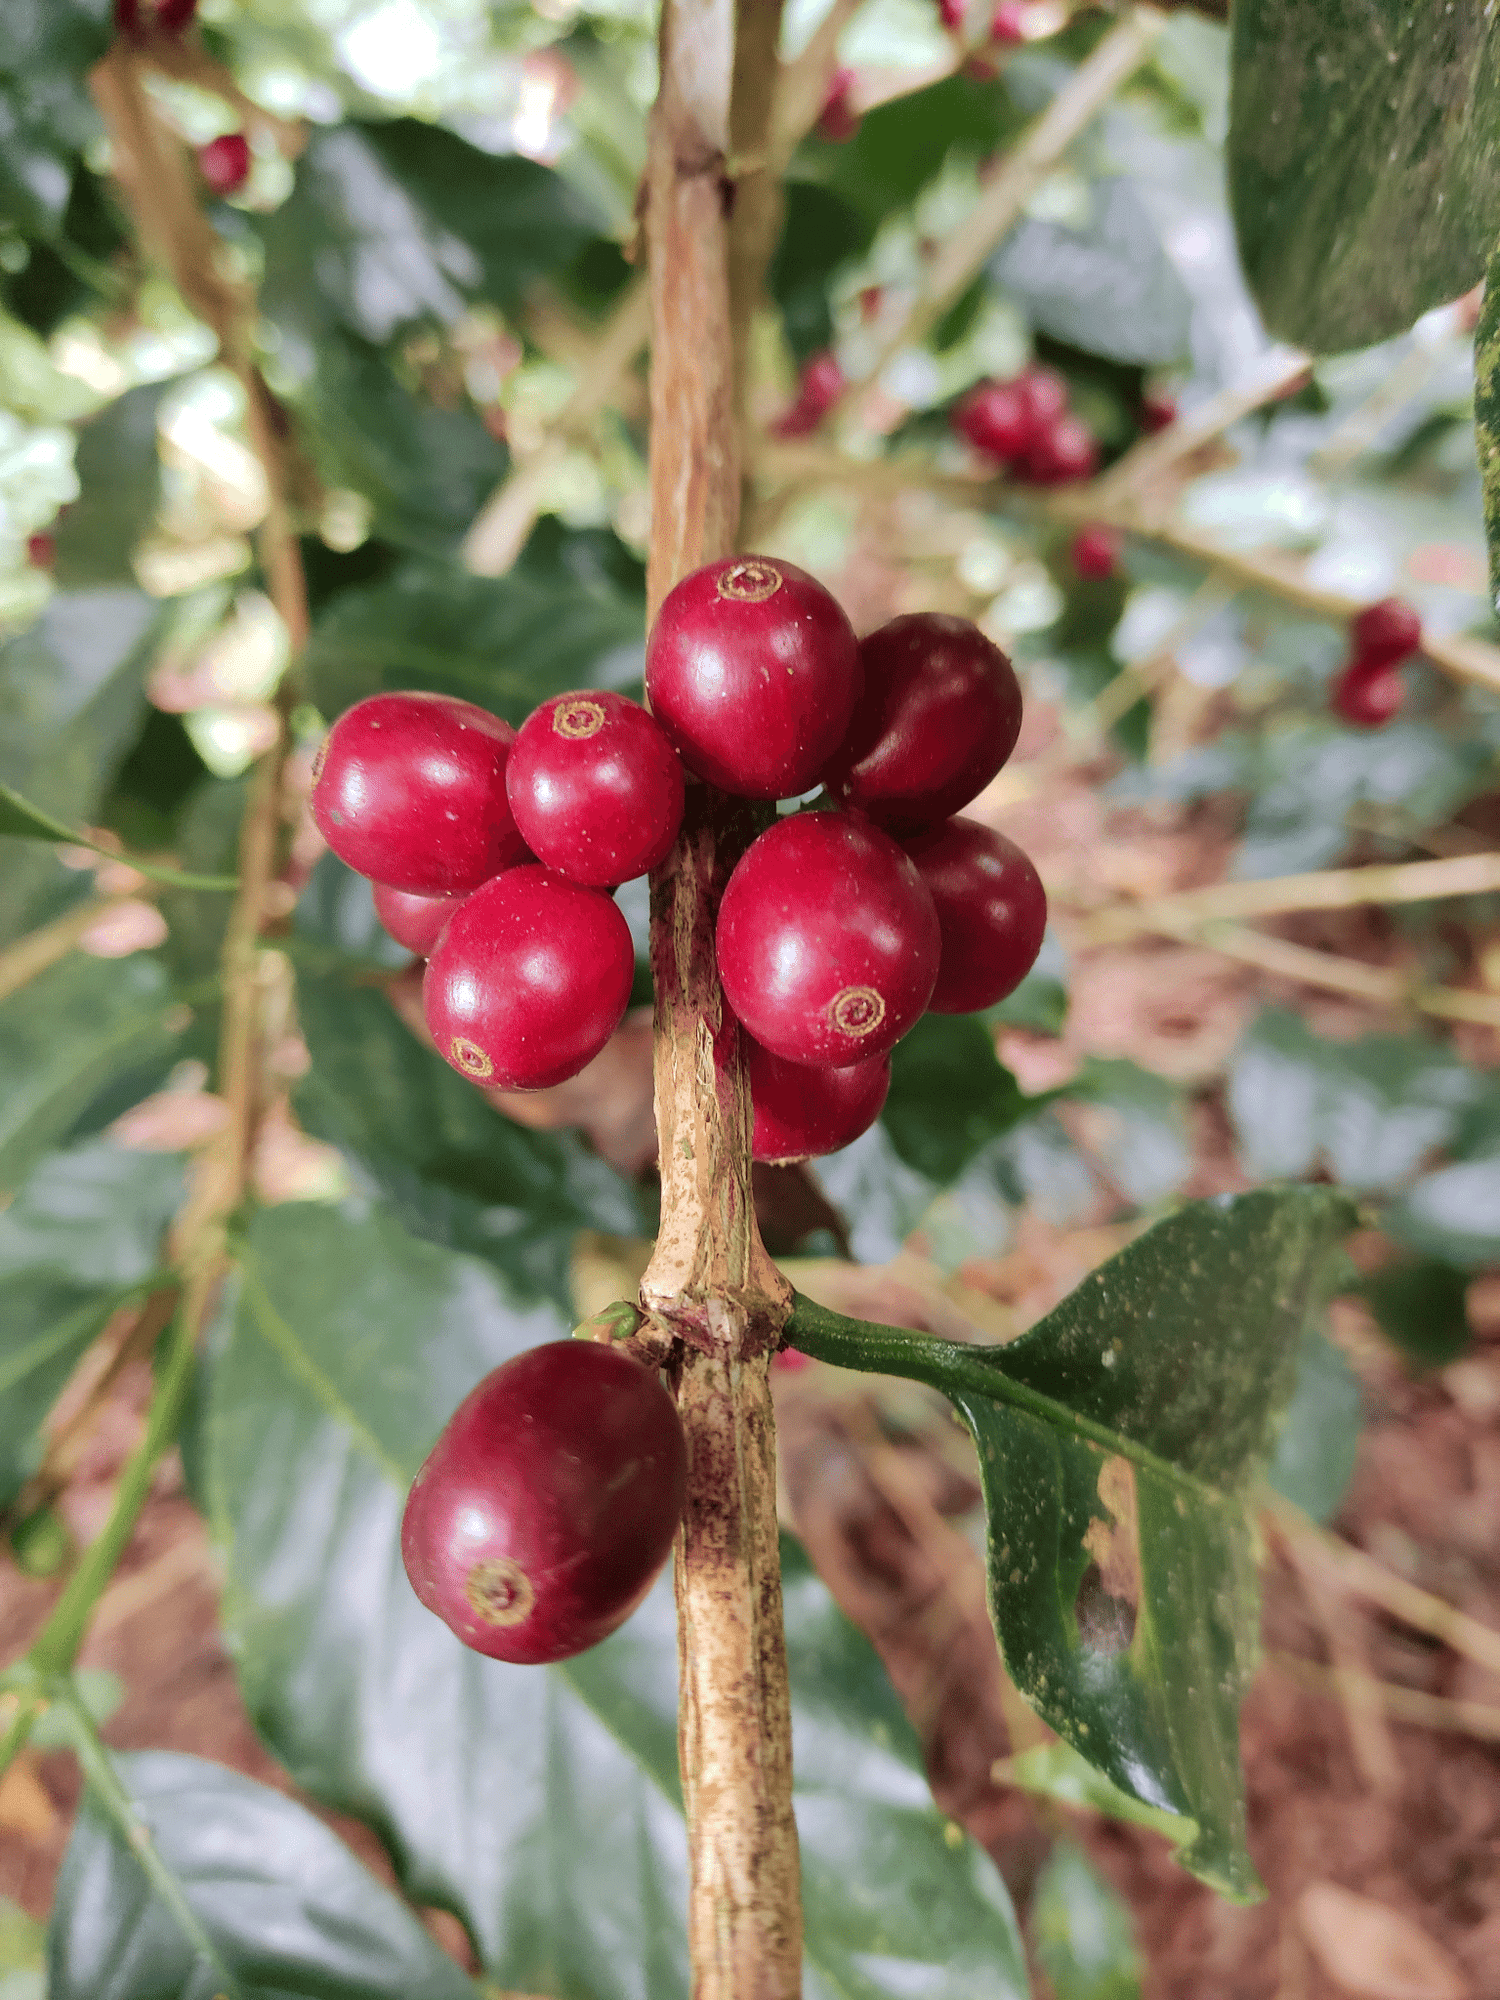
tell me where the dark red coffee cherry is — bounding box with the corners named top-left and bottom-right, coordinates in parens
top-left (372, 882), bottom-right (466, 957)
top-left (717, 812), bottom-right (939, 1067)
top-left (424, 865), bottom-right (633, 1089)
top-left (952, 379), bottom-right (1034, 463)
top-left (824, 612), bottom-right (1022, 832)
top-left (1070, 526), bottom-right (1119, 581)
top-left (939, 0), bottom-right (966, 28)
top-left (745, 1034), bottom-right (890, 1162)
top-left (1023, 413), bottom-right (1099, 485)
top-left (155, 0), bottom-right (199, 27)
top-left (1350, 596), bottom-right (1421, 667)
top-left (773, 350), bottom-right (846, 439)
top-left (25, 533), bottom-right (55, 570)
top-left (312, 691), bottom-right (526, 895)
top-left (1331, 658), bottom-right (1405, 729)
top-left (402, 1341), bottom-right (686, 1665)
top-left (646, 556), bottom-right (861, 799)
top-left (1139, 389), bottom-right (1176, 434)
top-left (818, 68), bottom-right (861, 142)
top-left (198, 133), bottom-right (251, 195)
top-left (506, 690), bottom-right (684, 887)
top-left (115, 0), bottom-right (141, 33)
top-left (903, 817), bottom-right (1046, 1013)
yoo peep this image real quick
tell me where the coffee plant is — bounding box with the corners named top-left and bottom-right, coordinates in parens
top-left (1, 0), bottom-right (1498, 1994)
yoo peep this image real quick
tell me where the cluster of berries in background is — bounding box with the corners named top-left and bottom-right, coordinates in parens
top-left (952, 367), bottom-right (1100, 485)
top-left (1330, 596), bottom-right (1423, 728)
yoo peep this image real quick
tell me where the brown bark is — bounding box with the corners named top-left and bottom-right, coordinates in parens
top-left (640, 0), bottom-right (802, 1992)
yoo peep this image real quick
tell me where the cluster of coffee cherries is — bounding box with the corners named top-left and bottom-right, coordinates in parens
top-left (647, 556), bottom-right (1044, 1163)
top-left (952, 368), bottom-right (1099, 485)
top-left (1330, 596), bottom-right (1422, 728)
top-left (312, 681), bottom-right (685, 1093)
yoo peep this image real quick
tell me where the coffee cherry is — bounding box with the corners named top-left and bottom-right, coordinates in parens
top-left (825, 612), bottom-right (1023, 831)
top-left (506, 691), bottom-right (684, 887)
top-left (1023, 413), bottom-right (1099, 485)
top-left (155, 0), bottom-right (199, 27)
top-left (402, 1342), bottom-right (687, 1665)
top-left (903, 818), bottom-right (1046, 1013)
top-left (1331, 658), bottom-right (1405, 728)
top-left (424, 865), bottom-right (633, 1089)
top-left (1070, 526), bottom-right (1119, 581)
top-left (773, 351), bottom-right (845, 439)
top-left (717, 812), bottom-right (939, 1067)
top-left (818, 69), bottom-right (861, 142)
top-left (1019, 366), bottom-right (1070, 429)
top-left (646, 556), bottom-right (861, 799)
top-left (939, 0), bottom-right (966, 28)
top-left (745, 1033), bottom-right (890, 1162)
top-left (312, 691), bottom-right (526, 895)
top-left (1351, 596), bottom-right (1421, 667)
top-left (25, 533), bottom-right (55, 569)
top-left (198, 133), bottom-right (250, 195)
top-left (1139, 389), bottom-right (1176, 434)
top-left (952, 379), bottom-right (1034, 462)
top-left (372, 883), bottom-right (466, 957)
top-left (991, 0), bottom-right (1026, 41)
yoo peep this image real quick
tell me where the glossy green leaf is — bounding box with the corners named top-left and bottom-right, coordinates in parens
top-left (1227, 2), bottom-right (1500, 350)
top-left (1031, 1839), bottom-right (1142, 2000)
top-left (204, 1202), bottom-right (1029, 1998)
top-left (786, 1187), bottom-right (1355, 1898)
top-left (1264, 1327), bottom-right (1362, 1524)
top-left (304, 556), bottom-right (644, 725)
top-left (883, 1014), bottom-right (1029, 1186)
top-left (1362, 1257), bottom-right (1471, 1368)
top-left (48, 1750), bottom-right (480, 2000)
top-left (0, 1276), bottom-right (149, 1507)
top-left (0, 955), bottom-right (184, 1195)
top-left (0, 0), bottom-right (110, 240)
top-left (293, 964), bottom-right (642, 1308)
top-left (1476, 235), bottom-right (1500, 619)
top-left (0, 782), bottom-right (236, 890)
top-left (994, 1741), bottom-right (1189, 1847)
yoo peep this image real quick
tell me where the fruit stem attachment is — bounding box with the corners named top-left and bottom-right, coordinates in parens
top-left (641, 0), bottom-right (801, 1990)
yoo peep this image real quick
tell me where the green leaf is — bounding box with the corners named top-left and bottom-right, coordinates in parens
top-left (994, 1741), bottom-right (1189, 1847)
top-left (304, 556), bottom-right (645, 725)
top-left (804, 73), bottom-right (1022, 231)
top-left (786, 1187), bottom-right (1355, 1898)
top-left (256, 121), bottom-right (604, 346)
top-left (293, 964), bottom-right (642, 1309)
top-left (1475, 237), bottom-right (1500, 619)
top-left (0, 1276), bottom-right (145, 1508)
top-left (1362, 1256), bottom-right (1472, 1368)
top-left (883, 1014), bottom-right (1029, 1186)
top-left (0, 1895), bottom-right (45, 2000)
top-left (0, 782), bottom-right (237, 891)
top-left (47, 1750), bottom-right (480, 2000)
top-left (1265, 1327), bottom-right (1362, 1524)
top-left (1389, 1157), bottom-right (1500, 1269)
top-left (204, 1202), bottom-right (1030, 1998)
top-left (1227, 2), bottom-right (1500, 351)
top-left (1031, 1839), bottom-right (1143, 2000)
top-left (1064, 1059), bottom-right (1190, 1209)
top-left (0, 0), bottom-right (110, 240)
top-left (51, 385), bottom-right (165, 589)
top-left (0, 955), bottom-right (185, 1194)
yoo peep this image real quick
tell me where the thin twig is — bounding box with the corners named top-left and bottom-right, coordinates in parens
top-left (771, 0), bottom-right (872, 161)
top-left (0, 896), bottom-right (116, 1005)
top-left (1089, 346), bottom-right (1312, 506)
top-left (1270, 1651), bottom-right (1500, 1746)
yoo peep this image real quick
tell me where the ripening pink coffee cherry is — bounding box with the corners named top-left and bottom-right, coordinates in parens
top-left (825, 612), bottom-right (1023, 831)
top-left (423, 865), bottom-right (633, 1089)
top-left (1331, 658), bottom-right (1405, 728)
top-left (372, 883), bottom-right (466, 957)
top-left (1070, 526), bottom-right (1120, 581)
top-left (1018, 366), bottom-right (1069, 429)
top-left (1350, 596), bottom-right (1422, 667)
top-left (818, 69), bottom-right (861, 142)
top-left (198, 133), bottom-right (251, 196)
top-left (312, 691), bottom-right (527, 895)
top-left (1022, 413), bottom-right (1099, 485)
top-left (716, 812), bottom-right (939, 1068)
top-left (903, 818), bottom-right (1046, 1013)
top-left (745, 1034), bottom-right (890, 1162)
top-left (402, 1342), bottom-right (686, 1664)
top-left (506, 690), bottom-right (684, 887)
top-left (645, 556), bottom-right (861, 799)
top-left (991, 0), bottom-right (1026, 42)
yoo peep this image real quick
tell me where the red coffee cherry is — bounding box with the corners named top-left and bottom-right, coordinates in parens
top-left (155, 0), bottom-right (199, 26)
top-left (903, 818), bottom-right (1046, 1013)
top-left (952, 379), bottom-right (1034, 463)
top-left (372, 883), bottom-right (466, 957)
top-left (818, 68), bottom-right (861, 142)
top-left (1070, 526), bottom-right (1119, 581)
top-left (1019, 366), bottom-right (1070, 429)
top-left (1331, 658), bottom-right (1405, 729)
top-left (1351, 595), bottom-right (1422, 667)
top-left (939, 0), bottom-right (966, 27)
top-left (773, 350), bottom-right (846, 439)
top-left (312, 691), bottom-right (526, 895)
top-left (25, 533), bottom-right (55, 570)
top-left (717, 812), bottom-right (939, 1067)
top-left (646, 556), bottom-right (861, 799)
top-left (825, 612), bottom-right (1023, 831)
top-left (506, 690), bottom-right (684, 887)
top-left (991, 0), bottom-right (1026, 41)
top-left (1023, 413), bottom-right (1099, 485)
top-left (423, 866), bottom-right (633, 1089)
top-left (745, 1034), bottom-right (890, 1163)
top-left (1139, 389), bottom-right (1177, 434)
top-left (198, 133), bottom-right (251, 196)
top-left (402, 1342), bottom-right (686, 1665)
